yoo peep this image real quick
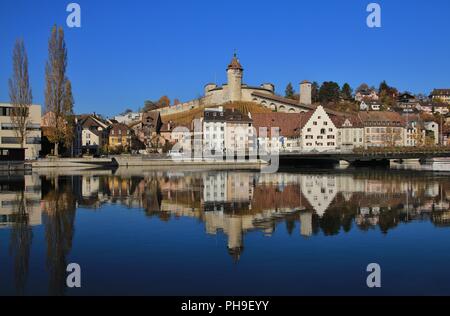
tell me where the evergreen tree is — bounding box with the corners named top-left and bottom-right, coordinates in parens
top-left (341, 83), bottom-right (353, 101)
top-left (319, 81), bottom-right (340, 104)
top-left (285, 82), bottom-right (295, 99)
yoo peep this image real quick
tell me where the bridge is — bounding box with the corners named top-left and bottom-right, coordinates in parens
top-left (278, 149), bottom-right (450, 165)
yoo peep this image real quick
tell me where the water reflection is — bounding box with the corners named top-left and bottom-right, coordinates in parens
top-left (1, 168), bottom-right (450, 294)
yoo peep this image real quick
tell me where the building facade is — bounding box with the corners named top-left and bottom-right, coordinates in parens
top-left (431, 89), bottom-right (450, 104)
top-left (358, 112), bottom-right (406, 147)
top-left (331, 115), bottom-right (364, 150)
top-left (300, 106), bottom-right (338, 152)
top-left (0, 103), bottom-right (41, 159)
top-left (203, 107), bottom-right (254, 155)
top-left (108, 122), bottom-right (132, 151)
top-left (76, 114), bottom-right (110, 155)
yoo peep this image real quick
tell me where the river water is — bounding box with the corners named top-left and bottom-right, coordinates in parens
top-left (1, 164), bottom-right (450, 295)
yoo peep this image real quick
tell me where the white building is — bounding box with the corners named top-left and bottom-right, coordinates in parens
top-left (424, 121), bottom-right (439, 145)
top-left (203, 107), bottom-right (226, 154)
top-left (332, 115), bottom-right (365, 150)
top-left (76, 114), bottom-right (110, 154)
top-left (0, 103), bottom-right (41, 160)
top-left (113, 112), bottom-right (142, 125)
top-left (360, 100), bottom-right (382, 111)
top-left (203, 107), bottom-right (254, 156)
top-left (300, 106), bottom-right (338, 152)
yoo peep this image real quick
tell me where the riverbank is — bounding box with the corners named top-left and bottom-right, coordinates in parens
top-left (113, 156), bottom-right (267, 170)
top-left (0, 161), bottom-right (31, 172)
top-left (31, 156), bottom-right (268, 170)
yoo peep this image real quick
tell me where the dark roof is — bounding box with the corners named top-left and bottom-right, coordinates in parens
top-left (431, 89), bottom-right (450, 96)
top-left (204, 108), bottom-right (251, 123)
top-left (356, 89), bottom-right (376, 95)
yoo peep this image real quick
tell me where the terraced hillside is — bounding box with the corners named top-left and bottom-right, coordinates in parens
top-left (161, 101), bottom-right (273, 125)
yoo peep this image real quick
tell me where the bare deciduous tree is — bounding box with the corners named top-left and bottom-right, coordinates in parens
top-left (8, 39), bottom-right (32, 149)
top-left (45, 25), bottom-right (74, 156)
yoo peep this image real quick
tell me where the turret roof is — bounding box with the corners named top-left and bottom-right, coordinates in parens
top-left (227, 53), bottom-right (243, 71)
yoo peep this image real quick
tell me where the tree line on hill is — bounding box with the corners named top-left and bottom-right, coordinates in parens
top-left (283, 80), bottom-right (405, 112)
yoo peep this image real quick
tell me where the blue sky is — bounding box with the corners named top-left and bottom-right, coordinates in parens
top-left (1, 0), bottom-right (449, 116)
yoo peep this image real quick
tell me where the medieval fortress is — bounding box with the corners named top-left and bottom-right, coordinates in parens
top-left (157, 54), bottom-right (314, 116)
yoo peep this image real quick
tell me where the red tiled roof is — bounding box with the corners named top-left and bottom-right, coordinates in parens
top-left (357, 111), bottom-right (406, 127)
top-left (330, 114), bottom-right (364, 128)
top-left (252, 112), bottom-right (313, 137)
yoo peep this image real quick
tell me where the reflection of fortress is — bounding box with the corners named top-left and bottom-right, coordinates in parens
top-left (58, 170), bottom-right (450, 259)
top-left (4, 170), bottom-right (450, 261)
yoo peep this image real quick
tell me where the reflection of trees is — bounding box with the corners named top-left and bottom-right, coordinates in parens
top-left (42, 176), bottom-right (76, 296)
top-left (9, 191), bottom-right (32, 295)
top-left (142, 178), bottom-right (163, 219)
top-left (378, 207), bottom-right (401, 234)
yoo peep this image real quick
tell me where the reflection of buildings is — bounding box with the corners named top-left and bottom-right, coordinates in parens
top-left (0, 174), bottom-right (42, 228)
top-left (11, 169), bottom-right (449, 262)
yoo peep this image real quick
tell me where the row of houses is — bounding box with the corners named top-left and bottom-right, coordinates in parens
top-left (0, 99), bottom-right (448, 160)
top-left (164, 105), bottom-right (441, 155)
top-left (67, 111), bottom-right (163, 156)
top-left (360, 92), bottom-right (450, 115)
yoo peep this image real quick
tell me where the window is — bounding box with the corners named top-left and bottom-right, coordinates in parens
top-left (324, 121), bottom-right (328, 126)
top-left (1, 137), bottom-right (20, 144)
top-left (329, 128), bottom-right (333, 132)
top-left (1, 123), bottom-right (17, 130)
top-left (27, 124), bottom-right (40, 131)
top-left (313, 122), bottom-right (318, 126)
top-left (26, 137), bottom-right (41, 144)
top-left (320, 128), bottom-right (326, 134)
top-left (307, 128), bottom-right (311, 132)
top-left (0, 107), bottom-right (12, 116)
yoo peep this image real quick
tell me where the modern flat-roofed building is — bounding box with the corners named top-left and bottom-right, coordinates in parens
top-left (0, 103), bottom-right (41, 160)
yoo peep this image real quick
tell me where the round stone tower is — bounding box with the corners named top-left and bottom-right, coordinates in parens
top-left (227, 53), bottom-right (243, 102)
